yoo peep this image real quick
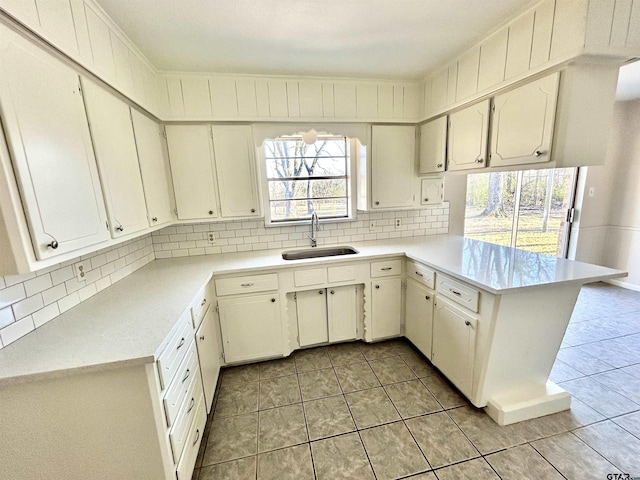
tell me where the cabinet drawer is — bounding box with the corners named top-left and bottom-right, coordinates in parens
top-left (157, 312), bottom-right (194, 390)
top-left (164, 343), bottom-right (199, 428)
top-left (436, 274), bottom-right (479, 313)
top-left (406, 261), bottom-right (435, 289)
top-left (170, 370), bottom-right (204, 464)
top-left (370, 259), bottom-right (402, 278)
top-left (190, 285), bottom-right (210, 329)
top-left (176, 393), bottom-right (207, 480)
top-left (215, 273), bottom-right (279, 296)
top-left (328, 265), bottom-right (356, 283)
top-left (294, 268), bottom-right (327, 287)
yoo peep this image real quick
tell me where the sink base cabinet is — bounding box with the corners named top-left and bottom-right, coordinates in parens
top-left (218, 293), bottom-right (283, 363)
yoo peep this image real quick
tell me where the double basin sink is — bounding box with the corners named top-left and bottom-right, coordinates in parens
top-left (282, 246), bottom-right (359, 261)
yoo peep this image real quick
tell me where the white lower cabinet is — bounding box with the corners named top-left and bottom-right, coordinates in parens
top-left (432, 295), bottom-right (477, 396)
top-left (296, 285), bottom-right (358, 347)
top-left (370, 277), bottom-right (402, 339)
top-left (218, 293), bottom-right (282, 363)
top-left (195, 306), bottom-right (222, 413)
top-left (405, 277), bottom-right (434, 358)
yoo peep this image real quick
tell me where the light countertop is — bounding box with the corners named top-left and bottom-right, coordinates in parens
top-left (0, 235), bottom-right (625, 385)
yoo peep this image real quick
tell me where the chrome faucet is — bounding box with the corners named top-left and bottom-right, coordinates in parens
top-left (309, 211), bottom-right (319, 247)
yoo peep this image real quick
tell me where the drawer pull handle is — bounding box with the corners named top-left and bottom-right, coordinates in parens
top-left (176, 338), bottom-right (185, 350)
top-left (241, 283), bottom-right (254, 287)
top-left (187, 397), bottom-right (195, 413)
top-left (425, 295), bottom-right (431, 300)
top-left (450, 289), bottom-right (462, 296)
top-left (193, 429), bottom-right (200, 446)
top-left (200, 299), bottom-right (207, 306)
top-left (465, 320), bottom-right (471, 326)
top-left (182, 369), bottom-right (190, 383)
top-left (381, 267), bottom-right (393, 271)
top-left (415, 271), bottom-right (423, 277)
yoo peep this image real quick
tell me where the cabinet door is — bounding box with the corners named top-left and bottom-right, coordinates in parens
top-left (432, 296), bottom-right (476, 396)
top-left (0, 27), bottom-right (109, 259)
top-left (418, 117), bottom-right (447, 174)
top-left (130, 110), bottom-right (175, 227)
top-left (218, 294), bottom-right (282, 363)
top-left (165, 125), bottom-right (218, 221)
top-left (328, 285), bottom-right (358, 342)
top-left (211, 125), bottom-right (260, 218)
top-left (405, 278), bottom-right (434, 359)
top-left (82, 79), bottom-right (149, 237)
top-left (371, 125), bottom-right (417, 209)
top-left (370, 277), bottom-right (402, 339)
top-left (447, 99), bottom-right (490, 171)
top-left (195, 307), bottom-right (222, 413)
top-left (490, 73), bottom-right (559, 168)
top-left (296, 289), bottom-right (328, 347)
top-left (420, 177), bottom-right (444, 205)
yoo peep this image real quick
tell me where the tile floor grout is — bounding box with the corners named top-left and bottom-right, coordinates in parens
top-left (193, 283), bottom-right (640, 479)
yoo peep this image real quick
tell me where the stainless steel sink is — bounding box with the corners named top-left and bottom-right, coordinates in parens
top-left (282, 246), bottom-right (359, 260)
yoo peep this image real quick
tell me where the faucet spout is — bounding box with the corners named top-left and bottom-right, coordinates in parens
top-left (309, 211), bottom-right (319, 247)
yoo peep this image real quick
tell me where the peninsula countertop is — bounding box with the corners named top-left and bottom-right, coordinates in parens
top-left (0, 235), bottom-right (625, 386)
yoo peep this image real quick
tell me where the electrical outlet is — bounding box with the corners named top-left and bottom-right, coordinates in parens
top-left (395, 218), bottom-right (402, 229)
top-left (369, 220), bottom-right (376, 231)
top-left (207, 232), bottom-right (216, 244)
top-left (75, 262), bottom-right (87, 282)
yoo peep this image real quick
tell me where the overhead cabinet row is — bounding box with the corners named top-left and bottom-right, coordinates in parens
top-left (419, 63), bottom-right (619, 173)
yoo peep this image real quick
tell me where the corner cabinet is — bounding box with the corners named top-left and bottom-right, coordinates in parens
top-left (0, 23), bottom-right (109, 261)
top-left (489, 73), bottom-right (559, 167)
top-left (130, 110), bottom-right (176, 228)
top-left (82, 78), bottom-right (149, 238)
top-left (447, 99), bottom-right (490, 171)
top-left (369, 125), bottom-right (419, 209)
top-left (166, 124), bottom-right (260, 222)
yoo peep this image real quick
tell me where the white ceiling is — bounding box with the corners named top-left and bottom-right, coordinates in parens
top-left (96, 0), bottom-right (533, 79)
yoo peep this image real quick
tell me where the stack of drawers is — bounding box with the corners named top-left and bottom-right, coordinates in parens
top-left (156, 307), bottom-right (207, 480)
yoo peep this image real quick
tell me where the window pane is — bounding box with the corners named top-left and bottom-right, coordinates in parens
top-left (270, 198), bottom-right (348, 221)
top-left (268, 178), bottom-right (346, 200)
top-left (265, 156), bottom-right (346, 179)
top-left (264, 137), bottom-right (346, 159)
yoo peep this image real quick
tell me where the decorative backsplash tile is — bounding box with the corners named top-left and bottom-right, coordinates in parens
top-left (0, 235), bottom-right (154, 349)
top-left (152, 204), bottom-right (450, 258)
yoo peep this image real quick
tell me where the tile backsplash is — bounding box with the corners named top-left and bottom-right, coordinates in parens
top-left (0, 235), bottom-right (154, 349)
top-left (0, 203), bottom-right (449, 349)
top-left (152, 204), bottom-right (450, 258)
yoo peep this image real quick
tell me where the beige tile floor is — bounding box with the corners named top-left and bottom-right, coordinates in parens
top-left (192, 283), bottom-right (640, 479)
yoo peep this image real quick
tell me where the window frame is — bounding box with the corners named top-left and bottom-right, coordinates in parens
top-left (259, 134), bottom-right (358, 227)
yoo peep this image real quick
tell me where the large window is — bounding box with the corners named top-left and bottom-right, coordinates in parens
top-left (464, 167), bottom-right (578, 257)
top-left (264, 134), bottom-right (351, 223)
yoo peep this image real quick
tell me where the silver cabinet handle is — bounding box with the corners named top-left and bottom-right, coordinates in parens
top-left (200, 299), bottom-right (207, 306)
top-left (330, 290), bottom-right (335, 295)
top-left (199, 335), bottom-right (205, 341)
top-left (424, 198), bottom-right (429, 202)
top-left (115, 225), bottom-right (124, 232)
top-left (319, 290), bottom-right (324, 295)
top-left (437, 163), bottom-right (443, 168)
top-left (425, 295), bottom-right (431, 300)
top-left (465, 320), bottom-right (471, 326)
top-left (415, 271), bottom-right (423, 277)
top-left (47, 239), bottom-right (59, 250)
top-left (375, 285), bottom-right (380, 289)
top-left (271, 298), bottom-right (276, 303)
top-left (251, 208), bottom-right (256, 213)
top-left (241, 283), bottom-right (254, 287)
top-left (208, 210), bottom-right (214, 215)
top-left (375, 201), bottom-right (380, 205)
top-left (182, 368), bottom-right (190, 383)
top-left (192, 429), bottom-right (200, 446)
top-left (381, 267), bottom-right (392, 271)
top-left (187, 397), bottom-right (195, 413)
top-left (450, 289), bottom-right (462, 296)
top-left (152, 217), bottom-right (158, 222)
top-left (176, 338), bottom-right (185, 350)
top-left (475, 157), bottom-right (484, 164)
top-left (534, 150), bottom-right (545, 157)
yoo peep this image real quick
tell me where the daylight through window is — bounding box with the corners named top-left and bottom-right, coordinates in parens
top-left (264, 135), bottom-right (350, 222)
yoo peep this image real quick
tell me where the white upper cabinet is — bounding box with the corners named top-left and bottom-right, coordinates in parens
top-left (82, 78), bottom-right (149, 237)
top-left (165, 125), bottom-right (218, 221)
top-left (0, 25), bottom-right (109, 260)
top-left (456, 47), bottom-right (480, 101)
top-left (447, 99), bottom-right (490, 171)
top-left (211, 125), bottom-right (260, 218)
top-left (505, 11), bottom-right (535, 80)
top-left (418, 116), bottom-right (447, 174)
top-left (477, 28), bottom-right (508, 92)
top-left (370, 125), bottom-right (418, 209)
top-left (490, 73), bottom-right (559, 167)
top-left (130, 110), bottom-right (176, 227)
